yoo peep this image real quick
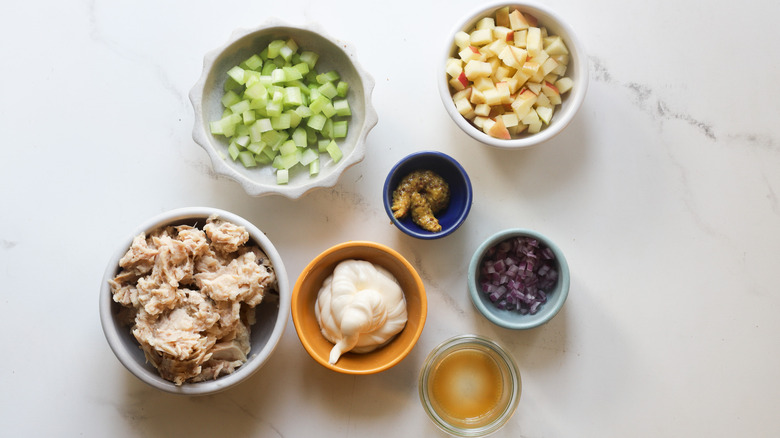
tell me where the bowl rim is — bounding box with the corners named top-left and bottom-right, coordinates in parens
top-left (98, 206), bottom-right (290, 395)
top-left (291, 240), bottom-right (428, 374)
top-left (382, 150), bottom-right (473, 240)
top-left (189, 19), bottom-right (378, 198)
top-left (438, 1), bottom-right (589, 149)
top-left (467, 228), bottom-right (570, 329)
top-left (418, 334), bottom-right (521, 437)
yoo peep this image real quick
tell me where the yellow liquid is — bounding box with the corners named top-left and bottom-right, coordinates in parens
top-left (429, 348), bottom-right (504, 425)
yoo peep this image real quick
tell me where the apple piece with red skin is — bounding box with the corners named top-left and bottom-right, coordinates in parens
top-left (457, 71), bottom-right (469, 88)
top-left (486, 115), bottom-right (511, 139)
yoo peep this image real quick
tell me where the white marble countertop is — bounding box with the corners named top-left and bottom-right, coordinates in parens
top-left (2, 0), bottom-right (779, 436)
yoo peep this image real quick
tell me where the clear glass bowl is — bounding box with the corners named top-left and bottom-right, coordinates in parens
top-left (419, 335), bottom-right (521, 436)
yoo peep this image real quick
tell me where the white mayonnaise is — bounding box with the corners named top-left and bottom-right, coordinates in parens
top-left (315, 259), bottom-right (408, 364)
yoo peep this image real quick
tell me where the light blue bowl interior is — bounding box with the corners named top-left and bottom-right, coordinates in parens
top-left (468, 228), bottom-right (570, 329)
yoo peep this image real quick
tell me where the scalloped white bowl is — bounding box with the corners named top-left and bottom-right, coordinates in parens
top-left (190, 20), bottom-right (378, 198)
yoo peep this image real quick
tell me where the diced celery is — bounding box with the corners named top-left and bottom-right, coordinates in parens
top-left (224, 76), bottom-right (241, 92)
top-left (265, 100), bottom-right (283, 118)
top-left (242, 54), bottom-right (263, 71)
top-left (222, 108), bottom-right (233, 118)
top-left (256, 118), bottom-right (273, 133)
top-left (307, 113), bottom-right (327, 131)
top-left (227, 142), bottom-right (241, 160)
top-left (325, 140), bottom-right (342, 163)
top-left (222, 90), bottom-right (241, 108)
top-left (321, 102), bottom-right (337, 119)
top-left (267, 40), bottom-right (286, 58)
top-left (292, 127), bottom-right (307, 148)
top-left (230, 99), bottom-right (251, 115)
top-left (292, 62), bottom-right (310, 76)
top-left (249, 96), bottom-right (268, 110)
top-left (309, 158), bottom-right (320, 176)
top-left (309, 94), bottom-right (330, 114)
top-left (244, 70), bottom-right (261, 87)
top-left (279, 46), bottom-right (294, 62)
top-left (242, 110), bottom-right (256, 124)
top-left (333, 99), bottom-right (351, 116)
top-left (299, 51), bottom-right (319, 69)
top-left (283, 86), bottom-right (303, 107)
top-left (333, 120), bottom-right (348, 138)
top-left (255, 152), bottom-right (272, 165)
top-left (276, 169), bottom-right (289, 184)
top-left (262, 130), bottom-right (286, 150)
top-left (285, 38), bottom-right (299, 53)
top-left (318, 81), bottom-right (338, 99)
top-left (210, 121), bottom-right (224, 135)
top-left (227, 66), bottom-right (246, 85)
top-left (300, 147), bottom-right (318, 166)
top-left (263, 145), bottom-right (278, 161)
top-left (238, 150), bottom-right (256, 167)
top-left (247, 141), bottom-right (266, 155)
top-left (279, 139), bottom-right (298, 156)
top-left (321, 118), bottom-right (334, 139)
top-left (244, 83), bottom-right (267, 100)
top-left (294, 105), bottom-right (312, 119)
top-left (235, 135), bottom-right (250, 147)
top-left (336, 81), bottom-right (349, 97)
top-left (259, 47), bottom-right (269, 60)
top-left (271, 113), bottom-right (291, 130)
top-left (261, 63), bottom-right (276, 76)
top-left (306, 127), bottom-right (318, 145)
top-left (283, 66), bottom-right (302, 81)
top-left (235, 123), bottom-right (249, 137)
top-left (317, 138), bottom-right (330, 152)
top-left (271, 68), bottom-right (286, 84)
top-left (273, 152), bottom-right (299, 170)
top-left (316, 70), bottom-right (340, 84)
top-left (287, 110), bottom-right (302, 128)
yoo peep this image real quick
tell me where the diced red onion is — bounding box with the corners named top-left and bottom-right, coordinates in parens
top-left (478, 236), bottom-right (558, 315)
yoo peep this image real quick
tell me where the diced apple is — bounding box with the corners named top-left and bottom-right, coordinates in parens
top-left (495, 7), bottom-right (510, 27)
top-left (495, 82), bottom-right (511, 104)
top-left (498, 45), bottom-right (527, 70)
top-left (483, 88), bottom-right (501, 106)
top-left (455, 96), bottom-right (475, 119)
top-left (501, 112), bottom-right (519, 127)
top-left (487, 115), bottom-right (511, 139)
top-left (513, 29), bottom-right (528, 48)
top-left (536, 106), bottom-right (553, 124)
top-left (494, 65), bottom-right (514, 81)
top-left (508, 9), bottom-right (529, 30)
top-left (552, 54), bottom-right (569, 66)
top-left (526, 27), bottom-right (542, 56)
top-left (512, 69), bottom-right (530, 88)
top-left (482, 117), bottom-right (495, 133)
top-left (510, 88), bottom-right (537, 119)
top-left (540, 57), bottom-right (559, 76)
top-left (544, 73), bottom-right (559, 86)
top-left (527, 119), bottom-right (542, 133)
top-left (504, 77), bottom-right (520, 94)
top-left (473, 76), bottom-right (494, 91)
top-left (485, 38), bottom-right (508, 57)
top-left (544, 36), bottom-right (569, 55)
top-left (492, 26), bottom-right (513, 43)
top-left (542, 81), bottom-right (561, 102)
top-left (535, 91), bottom-right (552, 108)
top-left (473, 115), bottom-right (489, 129)
top-left (454, 31), bottom-right (471, 49)
top-left (552, 62), bottom-right (567, 76)
top-left (526, 82), bottom-right (542, 94)
top-left (449, 77), bottom-right (465, 91)
top-left (521, 61), bottom-right (540, 77)
top-left (452, 87), bottom-right (472, 102)
top-left (464, 60), bottom-right (492, 80)
top-left (530, 49), bottom-right (549, 66)
top-left (446, 58), bottom-right (463, 78)
top-left (470, 28), bottom-right (494, 46)
top-left (469, 87), bottom-right (486, 104)
top-left (474, 103), bottom-right (491, 117)
top-left (521, 107), bottom-right (540, 125)
top-left (457, 71), bottom-right (470, 88)
top-left (458, 46), bottom-right (481, 62)
top-left (555, 77), bottom-right (573, 94)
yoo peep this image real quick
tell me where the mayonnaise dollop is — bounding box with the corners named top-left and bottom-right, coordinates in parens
top-left (314, 259), bottom-right (408, 364)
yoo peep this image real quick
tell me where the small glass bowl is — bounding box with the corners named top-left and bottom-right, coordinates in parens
top-left (419, 335), bottom-right (521, 437)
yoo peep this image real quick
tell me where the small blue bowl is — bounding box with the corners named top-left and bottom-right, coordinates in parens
top-left (383, 151), bottom-right (472, 240)
top-left (468, 228), bottom-right (570, 329)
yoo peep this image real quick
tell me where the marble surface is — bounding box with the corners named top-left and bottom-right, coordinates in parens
top-left (1, 0), bottom-right (779, 436)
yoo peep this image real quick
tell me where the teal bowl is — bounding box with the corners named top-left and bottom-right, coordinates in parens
top-left (468, 229), bottom-right (570, 329)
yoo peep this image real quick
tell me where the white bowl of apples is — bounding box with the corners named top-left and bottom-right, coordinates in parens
top-left (440, 2), bottom-right (588, 148)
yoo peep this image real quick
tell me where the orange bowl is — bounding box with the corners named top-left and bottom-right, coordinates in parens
top-left (292, 241), bottom-right (427, 374)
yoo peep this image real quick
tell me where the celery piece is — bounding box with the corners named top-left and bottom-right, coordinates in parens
top-left (326, 140), bottom-right (343, 163)
top-left (249, 96), bottom-right (268, 110)
top-left (285, 38), bottom-right (299, 53)
top-left (279, 46), bottom-right (294, 63)
top-left (242, 110), bottom-right (256, 125)
top-left (333, 120), bottom-right (348, 138)
top-left (235, 135), bottom-right (250, 147)
top-left (271, 68), bottom-right (286, 84)
top-left (244, 70), bottom-right (261, 87)
top-left (259, 75), bottom-right (273, 87)
top-left (283, 66), bottom-right (302, 82)
top-left (276, 169), bottom-right (289, 185)
top-left (291, 53), bottom-right (302, 65)
top-left (259, 47), bottom-right (269, 60)
top-left (230, 99), bottom-right (251, 115)
top-left (267, 40), bottom-right (286, 58)
top-left (292, 127), bottom-right (307, 148)
top-left (316, 70), bottom-right (340, 84)
top-left (227, 142), bottom-right (241, 161)
top-left (283, 86), bottom-right (303, 107)
top-left (287, 110), bottom-right (302, 128)
top-left (244, 83), bottom-right (267, 100)
top-left (307, 113), bottom-right (327, 131)
top-left (235, 123), bottom-right (250, 138)
top-left (263, 145), bottom-right (278, 161)
top-left (321, 118), bottom-right (334, 139)
top-left (279, 139), bottom-right (298, 156)
top-left (295, 105), bottom-right (313, 119)
top-left (210, 121), bottom-right (224, 135)
top-left (336, 81), bottom-right (349, 97)
top-left (222, 107), bottom-right (233, 118)
top-left (273, 152), bottom-right (299, 170)
top-left (224, 76), bottom-right (241, 92)
top-left (300, 147), bottom-right (318, 166)
top-left (321, 102), bottom-right (337, 119)
top-left (262, 130), bottom-right (286, 150)
top-left (247, 141), bottom-right (266, 155)
top-left (255, 152), bottom-right (272, 165)
top-left (256, 118), bottom-right (273, 133)
top-left (289, 80), bottom-right (311, 96)
top-left (238, 150), bottom-right (256, 167)
top-left (242, 54), bottom-right (263, 71)
top-left (265, 101), bottom-right (283, 118)
top-left (317, 138), bottom-right (330, 153)
top-left (309, 158), bottom-right (320, 176)
top-left (309, 94), bottom-right (330, 115)
top-left (227, 66), bottom-right (246, 85)
top-left (333, 99), bottom-right (351, 116)
top-left (318, 81), bottom-right (338, 99)
top-left (306, 126), bottom-right (318, 145)
top-left (261, 63), bottom-right (276, 76)
top-left (292, 62), bottom-right (310, 76)
top-left (305, 71), bottom-right (318, 84)
top-left (272, 89), bottom-right (284, 104)
top-left (222, 90), bottom-right (241, 108)
top-left (249, 122), bottom-right (264, 142)
top-left (299, 51), bottom-right (319, 69)
top-left (271, 113), bottom-right (291, 130)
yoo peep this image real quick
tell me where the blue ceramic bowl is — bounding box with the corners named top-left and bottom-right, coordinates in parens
top-left (468, 228), bottom-right (570, 329)
top-left (383, 151), bottom-right (472, 240)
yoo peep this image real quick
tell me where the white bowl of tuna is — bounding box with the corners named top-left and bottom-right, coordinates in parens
top-left (439, 2), bottom-right (588, 148)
